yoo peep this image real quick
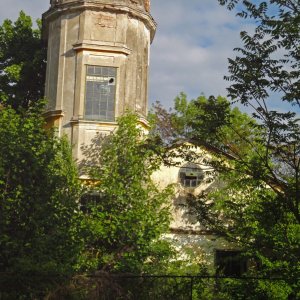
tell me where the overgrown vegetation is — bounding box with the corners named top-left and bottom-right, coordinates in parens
top-left (151, 0), bottom-right (300, 298)
top-left (0, 11), bottom-right (46, 110)
top-left (79, 113), bottom-right (175, 274)
top-left (1, 2), bottom-right (299, 298)
top-left (0, 103), bottom-right (83, 298)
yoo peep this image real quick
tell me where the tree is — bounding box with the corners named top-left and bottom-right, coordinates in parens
top-left (215, 0), bottom-right (300, 214)
top-left (0, 11), bottom-right (46, 110)
top-left (150, 93), bottom-right (258, 163)
top-left (79, 113), bottom-right (174, 274)
top-left (217, 0), bottom-right (300, 287)
top-left (0, 103), bottom-right (83, 298)
top-left (150, 0), bottom-right (300, 298)
top-left (152, 87), bottom-right (299, 298)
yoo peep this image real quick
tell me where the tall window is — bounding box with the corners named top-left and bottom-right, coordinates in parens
top-left (84, 66), bottom-right (116, 121)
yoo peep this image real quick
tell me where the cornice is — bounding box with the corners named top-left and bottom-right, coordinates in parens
top-left (42, 109), bottom-right (64, 119)
top-left (169, 227), bottom-right (215, 236)
top-left (70, 118), bottom-right (118, 127)
top-left (43, 1), bottom-right (156, 42)
top-left (73, 40), bottom-right (132, 55)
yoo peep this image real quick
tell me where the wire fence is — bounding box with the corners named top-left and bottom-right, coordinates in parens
top-left (0, 273), bottom-right (294, 300)
top-left (82, 274), bottom-right (290, 300)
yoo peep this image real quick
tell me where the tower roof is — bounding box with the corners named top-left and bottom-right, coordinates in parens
top-left (44, 0), bottom-right (156, 42)
top-left (49, 0), bottom-right (150, 12)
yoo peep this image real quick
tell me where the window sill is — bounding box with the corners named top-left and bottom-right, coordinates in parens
top-left (70, 118), bottom-right (118, 126)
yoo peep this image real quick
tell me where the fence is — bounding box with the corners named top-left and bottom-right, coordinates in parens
top-left (0, 273), bottom-right (294, 299)
top-left (82, 274), bottom-right (290, 300)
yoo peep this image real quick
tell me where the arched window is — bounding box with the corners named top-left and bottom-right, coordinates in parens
top-left (179, 163), bottom-right (204, 188)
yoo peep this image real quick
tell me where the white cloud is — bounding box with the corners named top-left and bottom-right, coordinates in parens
top-left (0, 0), bottom-right (253, 109)
top-left (149, 0), bottom-right (253, 108)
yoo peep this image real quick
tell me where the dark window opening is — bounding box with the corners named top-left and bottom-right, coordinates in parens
top-left (179, 163), bottom-right (204, 188)
top-left (215, 250), bottom-right (247, 277)
top-left (80, 192), bottom-right (102, 214)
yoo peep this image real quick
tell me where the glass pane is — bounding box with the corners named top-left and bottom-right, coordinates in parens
top-left (100, 102), bottom-right (107, 110)
top-left (94, 66), bottom-right (101, 75)
top-left (85, 102), bottom-right (92, 116)
top-left (107, 101), bottom-right (114, 111)
top-left (101, 67), bottom-right (108, 76)
top-left (87, 66), bottom-right (94, 75)
top-left (106, 111), bottom-right (114, 121)
top-left (84, 66), bottom-right (116, 121)
top-left (108, 68), bottom-right (113, 76)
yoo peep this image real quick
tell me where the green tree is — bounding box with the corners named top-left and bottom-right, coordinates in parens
top-left (79, 113), bottom-right (174, 274)
top-left (0, 103), bottom-right (83, 298)
top-left (217, 0), bottom-right (300, 291)
top-left (0, 11), bottom-right (46, 110)
top-left (151, 93), bottom-right (258, 162)
top-left (150, 0), bottom-right (300, 298)
top-left (153, 87), bottom-right (299, 298)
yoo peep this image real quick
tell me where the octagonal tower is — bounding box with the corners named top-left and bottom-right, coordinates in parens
top-left (42, 0), bottom-right (155, 159)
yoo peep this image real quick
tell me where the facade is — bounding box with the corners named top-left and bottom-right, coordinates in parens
top-left (152, 147), bottom-right (238, 273)
top-left (43, 0), bottom-right (242, 275)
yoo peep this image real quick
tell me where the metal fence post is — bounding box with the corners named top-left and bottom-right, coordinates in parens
top-left (190, 276), bottom-right (194, 300)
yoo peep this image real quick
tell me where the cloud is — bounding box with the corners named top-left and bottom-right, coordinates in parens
top-left (0, 0), bottom-right (255, 110)
top-left (149, 0), bottom-right (255, 108)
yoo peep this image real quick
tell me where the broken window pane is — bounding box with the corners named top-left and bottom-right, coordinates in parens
top-left (84, 66), bottom-right (116, 121)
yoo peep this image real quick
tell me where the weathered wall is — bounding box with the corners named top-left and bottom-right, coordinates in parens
top-left (152, 146), bottom-right (236, 270)
top-left (43, 1), bottom-right (236, 272)
top-left (43, 0), bottom-right (155, 159)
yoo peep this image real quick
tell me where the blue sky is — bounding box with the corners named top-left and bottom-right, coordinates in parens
top-left (0, 0), bottom-right (253, 109)
top-left (149, 0), bottom-right (252, 108)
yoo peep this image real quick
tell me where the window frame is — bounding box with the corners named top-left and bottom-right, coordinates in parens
top-left (178, 163), bottom-right (204, 188)
top-left (215, 249), bottom-right (247, 277)
top-left (84, 65), bottom-right (117, 122)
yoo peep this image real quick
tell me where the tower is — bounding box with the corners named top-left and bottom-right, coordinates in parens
top-left (42, 0), bottom-right (156, 159)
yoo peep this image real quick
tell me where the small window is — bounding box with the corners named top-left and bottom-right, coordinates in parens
top-left (215, 250), bottom-right (247, 277)
top-left (179, 163), bottom-right (204, 188)
top-left (84, 66), bottom-right (116, 121)
top-left (80, 192), bottom-right (102, 214)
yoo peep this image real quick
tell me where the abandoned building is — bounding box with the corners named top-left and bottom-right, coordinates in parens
top-left (42, 0), bottom-right (244, 276)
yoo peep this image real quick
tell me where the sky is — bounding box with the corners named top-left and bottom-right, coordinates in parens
top-left (0, 0), bottom-right (253, 109)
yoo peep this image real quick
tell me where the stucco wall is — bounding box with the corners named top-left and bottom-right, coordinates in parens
top-left (152, 146), bottom-right (236, 269)
top-left (43, 0), bottom-right (155, 160)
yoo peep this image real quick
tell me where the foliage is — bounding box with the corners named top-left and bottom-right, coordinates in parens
top-left (152, 75), bottom-right (299, 298)
top-left (151, 0), bottom-right (300, 298)
top-left (150, 93), bottom-right (232, 145)
top-left (80, 113), bottom-right (175, 274)
top-left (216, 1), bottom-right (299, 296)
top-left (150, 93), bottom-right (259, 168)
top-left (0, 103), bottom-right (83, 298)
top-left (0, 11), bottom-right (46, 110)
top-left (44, 275), bottom-right (293, 299)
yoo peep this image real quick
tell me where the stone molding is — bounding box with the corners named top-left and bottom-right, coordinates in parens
top-left (43, 0), bottom-right (156, 42)
top-left (170, 227), bottom-right (215, 236)
top-left (70, 118), bottom-right (118, 126)
top-left (73, 40), bottom-right (131, 55)
top-left (42, 109), bottom-right (64, 119)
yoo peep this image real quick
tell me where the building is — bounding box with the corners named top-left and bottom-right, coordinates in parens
top-left (43, 0), bottom-right (154, 160)
top-left (42, 0), bottom-right (243, 275)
